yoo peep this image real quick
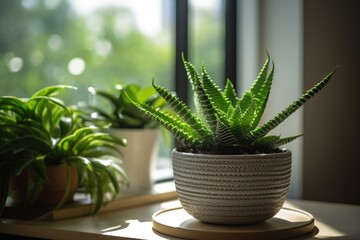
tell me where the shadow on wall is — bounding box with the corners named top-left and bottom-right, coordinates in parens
top-left (303, 0), bottom-right (360, 205)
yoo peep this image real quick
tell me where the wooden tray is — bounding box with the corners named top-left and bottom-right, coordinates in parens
top-left (152, 207), bottom-right (315, 240)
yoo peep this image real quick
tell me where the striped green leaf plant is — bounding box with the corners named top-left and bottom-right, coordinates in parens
top-left (131, 54), bottom-right (337, 154)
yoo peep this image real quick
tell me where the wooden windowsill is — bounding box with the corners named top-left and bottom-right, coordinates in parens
top-left (3, 181), bottom-right (177, 221)
top-left (1, 192), bottom-right (360, 239)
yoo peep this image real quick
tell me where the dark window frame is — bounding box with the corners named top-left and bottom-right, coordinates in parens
top-left (175, 0), bottom-right (238, 105)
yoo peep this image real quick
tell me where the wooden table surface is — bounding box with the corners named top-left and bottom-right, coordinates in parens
top-left (1, 198), bottom-right (359, 239)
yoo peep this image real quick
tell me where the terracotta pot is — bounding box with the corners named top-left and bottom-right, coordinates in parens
top-left (110, 128), bottom-right (159, 191)
top-left (172, 149), bottom-right (292, 225)
top-left (10, 164), bottom-right (78, 206)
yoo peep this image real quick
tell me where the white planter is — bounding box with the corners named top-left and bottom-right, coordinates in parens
top-left (110, 128), bottom-right (160, 192)
top-left (172, 149), bottom-right (292, 225)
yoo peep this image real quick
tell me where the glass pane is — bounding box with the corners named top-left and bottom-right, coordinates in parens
top-left (0, 0), bottom-right (174, 100)
top-left (189, 0), bottom-right (224, 87)
top-left (0, 0), bottom-right (174, 171)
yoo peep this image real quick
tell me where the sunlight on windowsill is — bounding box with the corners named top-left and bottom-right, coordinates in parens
top-left (102, 219), bottom-right (154, 238)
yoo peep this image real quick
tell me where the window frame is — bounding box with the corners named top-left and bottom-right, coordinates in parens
top-left (174, 0), bottom-right (238, 105)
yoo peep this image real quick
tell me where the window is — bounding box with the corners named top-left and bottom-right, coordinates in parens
top-left (0, 0), bottom-right (175, 172)
top-left (189, 0), bottom-right (224, 87)
top-left (0, 0), bottom-right (238, 179)
top-left (175, 0), bottom-right (237, 105)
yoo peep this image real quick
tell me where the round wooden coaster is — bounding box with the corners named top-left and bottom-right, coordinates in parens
top-left (152, 207), bottom-right (315, 240)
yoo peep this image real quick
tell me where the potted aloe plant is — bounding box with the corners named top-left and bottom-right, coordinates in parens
top-left (87, 84), bottom-right (167, 191)
top-left (130, 54), bottom-right (337, 224)
top-left (0, 85), bottom-right (128, 217)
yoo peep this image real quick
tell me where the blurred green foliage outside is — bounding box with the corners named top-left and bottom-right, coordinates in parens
top-left (0, 0), bottom-right (173, 105)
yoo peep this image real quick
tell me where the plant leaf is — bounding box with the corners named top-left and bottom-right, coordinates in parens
top-left (131, 102), bottom-right (202, 147)
top-left (215, 113), bottom-right (238, 145)
top-left (224, 79), bottom-right (238, 107)
top-left (24, 161), bottom-right (47, 206)
top-left (252, 135), bottom-right (281, 150)
top-left (201, 64), bottom-right (231, 112)
top-left (246, 66), bottom-right (338, 141)
top-left (32, 85), bottom-right (77, 98)
top-left (152, 80), bottom-right (211, 140)
top-left (237, 56), bottom-right (272, 130)
top-left (183, 60), bottom-right (218, 134)
top-left (274, 134), bottom-right (303, 148)
top-left (251, 61), bottom-right (274, 129)
top-left (89, 88), bottom-right (120, 109)
top-left (0, 97), bottom-right (27, 119)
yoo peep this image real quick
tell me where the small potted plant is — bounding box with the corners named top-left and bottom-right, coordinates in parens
top-left (0, 85), bottom-right (128, 216)
top-left (87, 83), bottom-right (167, 191)
top-left (130, 54), bottom-right (337, 224)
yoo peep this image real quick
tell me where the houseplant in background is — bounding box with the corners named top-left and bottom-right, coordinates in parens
top-left (0, 85), bottom-right (128, 217)
top-left (86, 83), bottom-right (167, 191)
top-left (131, 54), bottom-right (337, 224)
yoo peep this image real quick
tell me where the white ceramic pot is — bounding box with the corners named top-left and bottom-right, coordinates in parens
top-left (110, 128), bottom-right (159, 192)
top-left (172, 149), bottom-right (292, 225)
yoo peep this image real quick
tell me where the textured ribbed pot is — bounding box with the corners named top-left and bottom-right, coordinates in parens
top-left (172, 149), bottom-right (292, 225)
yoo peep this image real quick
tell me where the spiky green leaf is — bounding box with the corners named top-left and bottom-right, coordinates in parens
top-left (152, 80), bottom-right (211, 139)
top-left (132, 101), bottom-right (202, 147)
top-left (224, 79), bottom-right (238, 107)
top-left (246, 67), bottom-right (337, 141)
top-left (183, 60), bottom-right (219, 134)
top-left (201, 64), bottom-right (231, 112)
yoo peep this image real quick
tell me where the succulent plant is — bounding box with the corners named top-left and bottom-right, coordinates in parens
top-left (130, 54), bottom-right (337, 154)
